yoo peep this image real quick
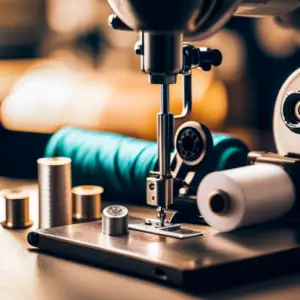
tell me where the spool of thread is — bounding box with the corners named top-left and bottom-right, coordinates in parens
top-left (45, 127), bottom-right (157, 202)
top-left (183, 133), bottom-right (249, 186)
top-left (38, 157), bottom-right (72, 229)
top-left (72, 185), bottom-right (103, 223)
top-left (211, 134), bottom-right (248, 171)
top-left (197, 164), bottom-right (295, 232)
top-left (45, 127), bottom-right (248, 201)
top-left (2, 191), bottom-right (33, 229)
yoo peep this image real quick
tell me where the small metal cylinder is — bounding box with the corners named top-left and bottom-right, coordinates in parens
top-left (72, 185), bottom-right (103, 223)
top-left (144, 32), bottom-right (183, 84)
top-left (38, 157), bottom-right (72, 229)
top-left (2, 191), bottom-right (33, 229)
top-left (102, 205), bottom-right (128, 236)
top-left (157, 113), bottom-right (174, 178)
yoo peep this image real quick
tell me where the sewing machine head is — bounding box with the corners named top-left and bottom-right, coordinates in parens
top-left (108, 0), bottom-right (204, 85)
top-left (108, 0), bottom-right (300, 82)
top-left (106, 0), bottom-right (300, 227)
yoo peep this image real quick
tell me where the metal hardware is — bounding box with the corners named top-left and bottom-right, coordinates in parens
top-left (182, 45), bottom-right (222, 74)
top-left (174, 73), bottom-right (192, 121)
top-left (2, 191), bottom-right (33, 229)
top-left (129, 221), bottom-right (203, 239)
top-left (143, 218), bottom-right (180, 230)
top-left (147, 83), bottom-right (175, 227)
top-left (37, 157), bottom-right (72, 229)
top-left (248, 151), bottom-right (300, 168)
top-left (171, 121), bottom-right (213, 199)
top-left (102, 205), bottom-right (128, 236)
top-left (174, 121), bottom-right (209, 166)
top-left (147, 177), bottom-right (173, 207)
top-left (28, 216), bottom-right (300, 290)
top-left (72, 185), bottom-right (104, 223)
top-left (137, 41), bottom-right (222, 227)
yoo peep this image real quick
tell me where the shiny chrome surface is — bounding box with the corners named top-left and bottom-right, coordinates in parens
top-left (174, 74), bottom-right (192, 121)
top-left (146, 177), bottom-right (173, 207)
top-left (2, 191), bottom-right (33, 229)
top-left (72, 185), bottom-right (103, 222)
top-left (129, 221), bottom-right (203, 239)
top-left (147, 84), bottom-right (174, 225)
top-left (30, 217), bottom-right (300, 290)
top-left (37, 157), bottom-right (72, 229)
top-left (187, 0), bottom-right (300, 41)
top-left (158, 85), bottom-right (173, 178)
top-left (236, 0), bottom-right (300, 16)
top-left (102, 205), bottom-right (128, 236)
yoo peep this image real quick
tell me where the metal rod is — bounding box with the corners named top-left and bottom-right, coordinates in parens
top-left (174, 73), bottom-right (192, 120)
top-left (182, 73), bottom-right (192, 117)
top-left (158, 84), bottom-right (172, 227)
top-left (160, 207), bottom-right (166, 227)
top-left (161, 84), bottom-right (169, 114)
top-left (158, 84), bottom-right (171, 177)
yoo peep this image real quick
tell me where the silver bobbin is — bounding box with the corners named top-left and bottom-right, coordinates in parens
top-left (38, 157), bottom-right (72, 229)
top-left (102, 205), bottom-right (128, 236)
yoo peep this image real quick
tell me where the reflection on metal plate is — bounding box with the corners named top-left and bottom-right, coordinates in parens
top-left (129, 222), bottom-right (203, 239)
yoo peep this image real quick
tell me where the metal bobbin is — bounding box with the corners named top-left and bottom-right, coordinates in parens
top-left (2, 191), bottom-right (33, 229)
top-left (38, 157), bottom-right (72, 229)
top-left (72, 185), bottom-right (104, 223)
top-left (102, 205), bottom-right (128, 236)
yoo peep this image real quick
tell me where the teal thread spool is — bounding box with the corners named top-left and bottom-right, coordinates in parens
top-left (45, 127), bottom-right (248, 202)
top-left (212, 134), bottom-right (249, 171)
top-left (191, 133), bottom-right (249, 186)
top-left (45, 127), bottom-right (157, 202)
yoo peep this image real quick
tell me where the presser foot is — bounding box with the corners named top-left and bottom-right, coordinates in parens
top-left (128, 218), bottom-right (203, 239)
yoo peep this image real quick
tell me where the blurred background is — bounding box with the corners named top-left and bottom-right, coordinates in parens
top-left (0, 0), bottom-right (300, 179)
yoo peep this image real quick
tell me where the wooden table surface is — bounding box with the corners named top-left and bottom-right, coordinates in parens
top-left (1, 178), bottom-right (300, 300)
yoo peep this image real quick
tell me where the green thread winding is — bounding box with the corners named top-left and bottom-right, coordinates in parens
top-left (45, 127), bottom-right (248, 202)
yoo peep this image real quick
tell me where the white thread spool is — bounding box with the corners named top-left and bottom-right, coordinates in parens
top-left (197, 164), bottom-right (295, 232)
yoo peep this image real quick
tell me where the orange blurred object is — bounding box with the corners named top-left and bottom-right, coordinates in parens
top-left (1, 59), bottom-right (228, 140)
top-left (0, 60), bottom-right (39, 103)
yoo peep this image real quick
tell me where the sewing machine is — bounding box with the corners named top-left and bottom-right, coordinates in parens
top-left (107, 0), bottom-right (300, 227)
top-left (27, 0), bottom-right (300, 291)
